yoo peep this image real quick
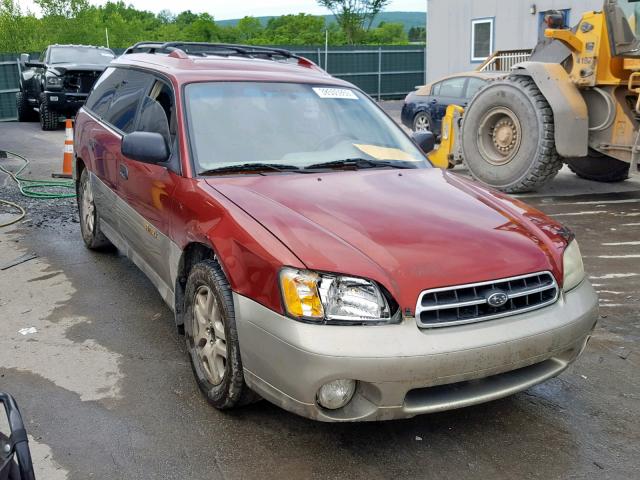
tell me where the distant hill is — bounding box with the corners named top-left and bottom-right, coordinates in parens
top-left (217, 11), bottom-right (426, 31)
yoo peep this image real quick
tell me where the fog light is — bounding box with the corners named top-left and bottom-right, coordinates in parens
top-left (316, 379), bottom-right (356, 410)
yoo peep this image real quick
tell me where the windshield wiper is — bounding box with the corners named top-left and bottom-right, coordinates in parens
top-left (199, 163), bottom-right (301, 175)
top-left (305, 158), bottom-right (419, 171)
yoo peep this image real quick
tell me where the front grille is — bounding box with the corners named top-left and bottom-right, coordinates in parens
top-left (415, 272), bottom-right (559, 328)
top-left (63, 71), bottom-right (100, 94)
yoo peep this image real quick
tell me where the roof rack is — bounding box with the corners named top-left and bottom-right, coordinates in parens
top-left (123, 41), bottom-right (317, 67)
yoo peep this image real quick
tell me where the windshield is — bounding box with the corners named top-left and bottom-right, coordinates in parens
top-left (184, 82), bottom-right (429, 174)
top-left (49, 47), bottom-right (115, 65)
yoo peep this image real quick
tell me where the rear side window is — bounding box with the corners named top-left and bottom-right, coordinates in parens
top-left (466, 78), bottom-right (486, 98)
top-left (85, 67), bottom-right (118, 119)
top-left (106, 70), bottom-right (153, 133)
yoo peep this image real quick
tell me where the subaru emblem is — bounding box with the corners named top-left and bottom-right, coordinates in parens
top-left (486, 290), bottom-right (509, 308)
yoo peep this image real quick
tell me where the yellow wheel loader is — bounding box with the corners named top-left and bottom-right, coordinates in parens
top-left (430, 0), bottom-right (640, 193)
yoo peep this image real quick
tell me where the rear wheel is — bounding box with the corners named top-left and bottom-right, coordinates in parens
top-left (39, 93), bottom-right (59, 131)
top-left (78, 168), bottom-right (112, 250)
top-left (461, 76), bottom-right (563, 193)
top-left (565, 150), bottom-right (630, 183)
top-left (16, 91), bottom-right (35, 122)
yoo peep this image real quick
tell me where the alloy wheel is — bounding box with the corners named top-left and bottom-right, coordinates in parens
top-left (192, 285), bottom-right (227, 386)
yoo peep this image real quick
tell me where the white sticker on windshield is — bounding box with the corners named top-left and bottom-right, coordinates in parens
top-left (312, 87), bottom-right (358, 100)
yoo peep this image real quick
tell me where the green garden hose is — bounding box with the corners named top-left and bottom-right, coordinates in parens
top-left (0, 150), bottom-right (75, 227)
top-left (0, 150), bottom-right (76, 199)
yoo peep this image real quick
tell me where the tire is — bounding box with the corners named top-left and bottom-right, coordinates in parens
top-left (77, 168), bottom-right (112, 250)
top-left (413, 111), bottom-right (433, 133)
top-left (184, 259), bottom-right (259, 410)
top-left (16, 91), bottom-right (35, 122)
top-left (461, 76), bottom-right (563, 193)
top-left (566, 149), bottom-right (630, 183)
top-left (39, 93), bottom-right (59, 131)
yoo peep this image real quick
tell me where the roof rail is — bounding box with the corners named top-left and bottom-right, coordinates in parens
top-left (123, 41), bottom-right (317, 67)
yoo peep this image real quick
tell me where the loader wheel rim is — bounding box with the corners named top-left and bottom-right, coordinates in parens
top-left (477, 107), bottom-right (522, 166)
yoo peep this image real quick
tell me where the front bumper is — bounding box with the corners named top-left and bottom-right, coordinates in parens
top-left (234, 280), bottom-right (598, 422)
top-left (44, 91), bottom-right (88, 112)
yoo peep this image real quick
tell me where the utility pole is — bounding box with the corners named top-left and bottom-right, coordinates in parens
top-left (324, 29), bottom-right (329, 70)
top-left (105, 28), bottom-right (110, 49)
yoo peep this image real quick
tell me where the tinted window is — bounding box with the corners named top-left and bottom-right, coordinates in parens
top-left (106, 70), bottom-right (153, 133)
top-left (85, 67), bottom-right (118, 118)
top-left (135, 80), bottom-right (176, 147)
top-left (439, 78), bottom-right (467, 98)
top-left (466, 78), bottom-right (486, 98)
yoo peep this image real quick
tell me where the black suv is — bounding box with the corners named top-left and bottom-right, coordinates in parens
top-left (17, 44), bottom-right (115, 130)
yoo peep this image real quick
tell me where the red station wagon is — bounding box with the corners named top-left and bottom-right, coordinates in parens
top-left (74, 42), bottom-right (598, 422)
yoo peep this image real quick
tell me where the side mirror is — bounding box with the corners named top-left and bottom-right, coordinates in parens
top-left (19, 53), bottom-right (29, 66)
top-left (24, 60), bottom-right (45, 68)
top-left (412, 131), bottom-right (435, 154)
top-left (121, 132), bottom-right (170, 164)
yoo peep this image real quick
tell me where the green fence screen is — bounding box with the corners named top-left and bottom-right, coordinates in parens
top-left (0, 45), bottom-right (425, 121)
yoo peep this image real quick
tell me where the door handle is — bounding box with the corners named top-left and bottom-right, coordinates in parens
top-left (119, 164), bottom-right (128, 180)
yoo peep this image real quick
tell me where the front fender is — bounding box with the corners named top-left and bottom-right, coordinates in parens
top-left (512, 61), bottom-right (588, 158)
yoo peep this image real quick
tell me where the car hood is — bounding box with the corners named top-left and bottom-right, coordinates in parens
top-left (206, 169), bottom-right (568, 312)
top-left (49, 64), bottom-right (110, 76)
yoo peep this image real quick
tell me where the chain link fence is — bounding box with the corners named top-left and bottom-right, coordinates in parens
top-left (0, 45), bottom-right (425, 121)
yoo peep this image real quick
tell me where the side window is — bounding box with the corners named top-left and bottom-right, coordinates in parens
top-left (465, 78), bottom-right (486, 99)
top-left (135, 80), bottom-right (176, 147)
top-left (104, 70), bottom-right (153, 133)
top-left (439, 78), bottom-right (467, 98)
top-left (431, 82), bottom-right (441, 96)
top-left (85, 67), bottom-right (119, 119)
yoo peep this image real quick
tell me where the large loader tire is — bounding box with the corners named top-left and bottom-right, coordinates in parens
top-left (565, 150), bottom-right (630, 183)
top-left (461, 76), bottom-right (563, 193)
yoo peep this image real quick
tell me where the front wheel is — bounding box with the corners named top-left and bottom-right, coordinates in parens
top-left (461, 76), bottom-right (563, 193)
top-left (413, 112), bottom-right (432, 133)
top-left (565, 150), bottom-right (630, 183)
top-left (184, 259), bottom-right (259, 410)
top-left (39, 93), bottom-right (59, 131)
top-left (16, 91), bottom-right (35, 122)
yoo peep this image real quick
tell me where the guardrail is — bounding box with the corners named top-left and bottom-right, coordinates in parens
top-left (477, 49), bottom-right (532, 72)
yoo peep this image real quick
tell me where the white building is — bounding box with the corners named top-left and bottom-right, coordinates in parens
top-left (426, 0), bottom-right (604, 82)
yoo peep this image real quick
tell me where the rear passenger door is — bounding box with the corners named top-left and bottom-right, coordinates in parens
top-left (432, 77), bottom-right (468, 133)
top-left (464, 77), bottom-right (486, 102)
top-left (116, 76), bottom-right (180, 291)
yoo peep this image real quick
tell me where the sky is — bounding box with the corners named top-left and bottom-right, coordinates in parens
top-left (18, 0), bottom-right (427, 20)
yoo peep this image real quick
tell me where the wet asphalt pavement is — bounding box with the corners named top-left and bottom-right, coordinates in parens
top-left (1, 114), bottom-right (639, 479)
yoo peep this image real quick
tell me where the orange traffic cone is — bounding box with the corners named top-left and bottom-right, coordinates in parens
top-left (52, 119), bottom-right (73, 179)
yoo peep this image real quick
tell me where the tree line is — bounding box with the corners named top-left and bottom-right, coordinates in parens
top-left (0, 0), bottom-right (419, 53)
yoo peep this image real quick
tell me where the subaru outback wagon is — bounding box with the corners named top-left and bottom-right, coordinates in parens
top-left (74, 42), bottom-right (598, 422)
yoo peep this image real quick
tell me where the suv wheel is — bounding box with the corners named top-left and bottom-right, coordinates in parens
top-left (16, 92), bottom-right (35, 122)
top-left (78, 168), bottom-right (112, 250)
top-left (184, 259), bottom-right (259, 410)
top-left (38, 93), bottom-right (59, 131)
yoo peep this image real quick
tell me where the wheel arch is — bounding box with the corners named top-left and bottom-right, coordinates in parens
top-left (510, 61), bottom-right (588, 158)
top-left (174, 242), bottom-right (219, 330)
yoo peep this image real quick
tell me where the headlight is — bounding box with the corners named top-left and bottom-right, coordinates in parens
top-left (46, 76), bottom-right (62, 86)
top-left (280, 267), bottom-right (391, 323)
top-left (563, 240), bottom-right (585, 291)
